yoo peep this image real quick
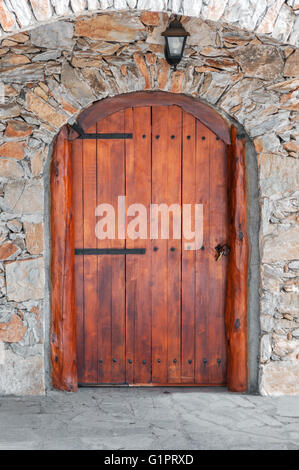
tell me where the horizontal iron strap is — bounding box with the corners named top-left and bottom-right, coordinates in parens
top-left (75, 248), bottom-right (146, 255)
top-left (78, 133), bottom-right (133, 140)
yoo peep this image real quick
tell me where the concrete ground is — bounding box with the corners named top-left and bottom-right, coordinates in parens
top-left (0, 387), bottom-right (299, 450)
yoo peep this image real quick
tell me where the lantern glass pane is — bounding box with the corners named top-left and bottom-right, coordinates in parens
top-left (167, 36), bottom-right (184, 57)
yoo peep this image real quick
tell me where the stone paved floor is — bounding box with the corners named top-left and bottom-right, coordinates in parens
top-left (0, 387), bottom-right (299, 450)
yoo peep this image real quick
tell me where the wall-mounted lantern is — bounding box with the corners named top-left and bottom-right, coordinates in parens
top-left (161, 16), bottom-right (190, 70)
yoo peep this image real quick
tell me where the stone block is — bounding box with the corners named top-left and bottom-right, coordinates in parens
top-left (0, 159), bottom-right (24, 178)
top-left (0, 350), bottom-right (45, 395)
top-left (263, 226), bottom-right (299, 263)
top-left (25, 92), bottom-right (67, 129)
top-left (260, 361), bottom-right (299, 395)
top-left (24, 222), bottom-right (44, 255)
top-left (75, 13), bottom-right (145, 42)
top-left (284, 49), bottom-right (299, 77)
top-left (30, 21), bottom-right (75, 50)
top-left (3, 180), bottom-right (44, 215)
top-left (5, 257), bottom-right (45, 302)
top-left (0, 142), bottom-right (25, 160)
top-left (233, 43), bottom-right (284, 81)
top-left (0, 240), bottom-right (20, 260)
top-left (0, 314), bottom-right (26, 343)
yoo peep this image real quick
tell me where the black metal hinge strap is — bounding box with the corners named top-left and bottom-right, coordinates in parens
top-left (78, 133), bottom-right (133, 140)
top-left (70, 122), bottom-right (133, 140)
top-left (75, 248), bottom-right (146, 255)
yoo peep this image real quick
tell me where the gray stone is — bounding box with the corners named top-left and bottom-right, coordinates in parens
top-left (3, 181), bottom-right (44, 215)
top-left (263, 226), bottom-right (299, 263)
top-left (202, 0), bottom-right (228, 21)
top-left (7, 0), bottom-right (33, 28)
top-left (223, 0), bottom-right (267, 32)
top-left (7, 219), bottom-right (22, 233)
top-left (258, 154), bottom-right (299, 198)
top-left (61, 61), bottom-right (95, 105)
top-left (5, 257), bottom-right (45, 302)
top-left (247, 111), bottom-right (290, 137)
top-left (184, 18), bottom-right (216, 46)
top-left (30, 22), bottom-right (75, 50)
top-left (0, 103), bottom-right (20, 119)
top-left (0, 349), bottom-right (45, 395)
top-left (260, 315), bottom-right (275, 333)
top-left (272, 4), bottom-right (295, 44)
top-left (260, 361), bottom-right (299, 395)
top-left (52, 0), bottom-right (70, 15)
top-left (289, 16), bottom-right (299, 46)
top-left (137, 0), bottom-right (165, 10)
top-left (0, 63), bottom-right (45, 84)
top-left (289, 261), bottom-right (299, 271)
top-left (182, 0), bottom-right (202, 16)
top-left (32, 50), bottom-right (61, 62)
top-left (0, 159), bottom-right (24, 179)
top-left (260, 334), bottom-right (272, 362)
top-left (233, 43), bottom-right (284, 81)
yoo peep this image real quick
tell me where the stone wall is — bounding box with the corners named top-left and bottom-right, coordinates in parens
top-left (0, 1), bottom-right (298, 46)
top-left (0, 10), bottom-right (298, 395)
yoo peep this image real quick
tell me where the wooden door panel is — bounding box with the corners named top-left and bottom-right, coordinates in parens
top-left (125, 106), bottom-right (152, 384)
top-left (74, 104), bottom-right (229, 387)
top-left (72, 139), bottom-right (84, 383)
top-left (151, 106), bottom-right (182, 384)
top-left (208, 136), bottom-right (228, 385)
top-left (194, 121), bottom-right (210, 384)
top-left (97, 112), bottom-right (126, 384)
top-left (181, 111), bottom-right (196, 384)
top-left (82, 124), bottom-right (99, 384)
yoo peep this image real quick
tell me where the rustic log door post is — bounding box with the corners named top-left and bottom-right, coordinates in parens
top-left (50, 93), bottom-right (249, 392)
top-left (226, 127), bottom-right (249, 392)
top-left (50, 125), bottom-right (77, 391)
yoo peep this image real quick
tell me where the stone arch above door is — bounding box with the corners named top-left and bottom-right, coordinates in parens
top-left (0, 9), bottom-right (298, 396)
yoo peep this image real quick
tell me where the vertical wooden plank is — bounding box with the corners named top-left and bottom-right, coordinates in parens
top-left (51, 125), bottom-right (77, 391)
top-left (194, 121), bottom-right (210, 384)
top-left (72, 139), bottom-right (84, 383)
top-left (166, 106), bottom-right (182, 384)
top-left (124, 108), bottom-right (134, 386)
top-left (82, 123), bottom-right (98, 384)
top-left (151, 106), bottom-right (181, 384)
top-left (181, 112), bottom-right (196, 384)
top-left (208, 134), bottom-right (228, 385)
top-left (151, 106), bottom-right (169, 384)
top-left (97, 111), bottom-right (126, 384)
top-left (226, 127), bottom-right (248, 392)
top-left (125, 106), bottom-right (152, 384)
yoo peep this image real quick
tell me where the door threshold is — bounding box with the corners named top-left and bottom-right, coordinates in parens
top-left (78, 383), bottom-right (227, 388)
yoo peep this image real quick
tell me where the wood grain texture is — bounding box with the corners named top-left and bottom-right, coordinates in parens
top-left (51, 125), bottom-right (77, 391)
top-left (72, 139), bottom-right (84, 383)
top-left (125, 107), bottom-right (152, 384)
top-left (225, 127), bottom-right (248, 392)
top-left (181, 111), bottom-right (196, 384)
top-left (68, 92), bottom-right (231, 145)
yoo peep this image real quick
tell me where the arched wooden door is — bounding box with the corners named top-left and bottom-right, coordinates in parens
top-left (72, 105), bottom-right (228, 386)
top-left (51, 92), bottom-right (248, 392)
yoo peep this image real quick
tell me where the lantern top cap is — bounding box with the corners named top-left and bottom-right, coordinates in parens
top-left (161, 16), bottom-right (190, 37)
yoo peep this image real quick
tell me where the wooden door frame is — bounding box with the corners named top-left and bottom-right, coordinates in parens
top-left (50, 91), bottom-right (248, 392)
